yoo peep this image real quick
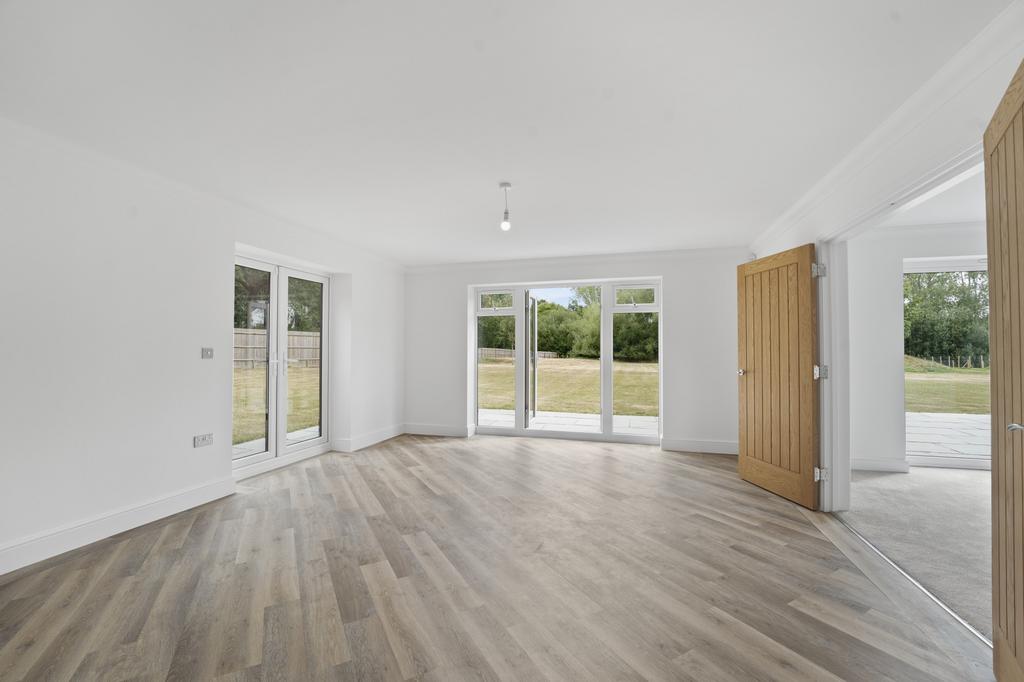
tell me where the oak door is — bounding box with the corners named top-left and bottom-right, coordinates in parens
top-left (987, 57), bottom-right (1024, 682)
top-left (737, 244), bottom-right (819, 509)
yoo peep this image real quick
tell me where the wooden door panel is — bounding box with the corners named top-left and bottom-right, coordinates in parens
top-left (737, 244), bottom-right (819, 510)
top-left (989, 57), bottom-right (1024, 682)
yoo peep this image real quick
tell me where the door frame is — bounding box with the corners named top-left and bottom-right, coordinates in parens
top-left (232, 255), bottom-right (330, 470)
top-left (812, 146), bottom-right (986, 511)
top-left (472, 277), bottom-right (663, 445)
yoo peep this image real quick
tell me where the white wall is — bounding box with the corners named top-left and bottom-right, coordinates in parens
top-left (751, 4), bottom-right (1023, 256)
top-left (0, 116), bottom-right (405, 574)
top-left (404, 248), bottom-right (748, 454)
top-left (847, 223), bottom-right (987, 472)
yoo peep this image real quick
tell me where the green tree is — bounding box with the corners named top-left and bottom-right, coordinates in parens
top-left (536, 301), bottom-right (577, 356)
top-left (613, 312), bottom-right (658, 361)
top-left (478, 315), bottom-right (515, 349)
top-left (903, 271), bottom-right (988, 358)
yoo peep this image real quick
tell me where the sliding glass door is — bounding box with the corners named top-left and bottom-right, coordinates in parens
top-left (474, 281), bottom-right (660, 442)
top-left (233, 258), bottom-right (329, 466)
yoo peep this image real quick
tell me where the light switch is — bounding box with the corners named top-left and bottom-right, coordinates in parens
top-left (201, 347), bottom-right (214, 359)
top-left (193, 433), bottom-right (214, 448)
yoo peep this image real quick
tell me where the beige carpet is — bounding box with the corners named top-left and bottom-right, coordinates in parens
top-left (838, 467), bottom-right (991, 639)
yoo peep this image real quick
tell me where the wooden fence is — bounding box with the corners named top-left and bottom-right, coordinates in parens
top-left (234, 329), bottom-right (321, 369)
top-left (478, 347), bottom-right (557, 360)
top-left (923, 354), bottom-right (989, 369)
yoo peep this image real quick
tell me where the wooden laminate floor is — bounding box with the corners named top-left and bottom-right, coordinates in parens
top-left (0, 435), bottom-right (992, 681)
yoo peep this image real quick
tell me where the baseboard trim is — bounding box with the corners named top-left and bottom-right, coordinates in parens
top-left (403, 423), bottom-right (470, 438)
top-left (851, 457), bottom-right (911, 473)
top-left (908, 455), bottom-right (991, 471)
top-left (661, 438), bottom-right (739, 455)
top-left (332, 425), bottom-right (405, 453)
top-left (234, 443), bottom-right (331, 481)
top-left (0, 477), bottom-right (235, 576)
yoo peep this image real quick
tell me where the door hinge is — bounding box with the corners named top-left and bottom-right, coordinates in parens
top-left (814, 467), bottom-right (828, 483)
top-left (813, 364), bottom-right (829, 380)
top-left (811, 263), bottom-right (827, 277)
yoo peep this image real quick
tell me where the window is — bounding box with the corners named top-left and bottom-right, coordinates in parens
top-left (480, 291), bottom-right (513, 310)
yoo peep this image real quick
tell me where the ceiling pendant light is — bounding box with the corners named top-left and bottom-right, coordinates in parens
top-left (499, 181), bottom-right (512, 231)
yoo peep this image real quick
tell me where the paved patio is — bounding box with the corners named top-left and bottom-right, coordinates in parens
top-left (478, 408), bottom-right (659, 437)
top-left (906, 412), bottom-right (990, 465)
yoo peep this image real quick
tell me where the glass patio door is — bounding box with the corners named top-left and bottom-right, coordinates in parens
top-left (474, 281), bottom-right (659, 442)
top-left (233, 258), bottom-right (328, 467)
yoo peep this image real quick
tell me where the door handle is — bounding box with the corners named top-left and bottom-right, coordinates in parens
top-left (737, 369), bottom-right (746, 376)
top-left (1009, 423), bottom-right (1024, 432)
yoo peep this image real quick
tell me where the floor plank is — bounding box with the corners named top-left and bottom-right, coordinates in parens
top-left (0, 434), bottom-right (992, 680)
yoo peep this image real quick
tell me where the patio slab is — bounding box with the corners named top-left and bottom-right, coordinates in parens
top-left (906, 412), bottom-right (990, 462)
top-left (478, 408), bottom-right (659, 437)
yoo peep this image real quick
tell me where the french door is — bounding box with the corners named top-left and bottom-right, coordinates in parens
top-left (232, 257), bottom-right (329, 467)
top-left (474, 281), bottom-right (661, 442)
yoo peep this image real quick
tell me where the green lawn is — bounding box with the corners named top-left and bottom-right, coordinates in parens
top-left (477, 357), bottom-right (658, 416)
top-left (233, 366), bottom-right (322, 444)
top-left (904, 356), bottom-right (990, 414)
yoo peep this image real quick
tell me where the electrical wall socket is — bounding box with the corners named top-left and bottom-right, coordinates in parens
top-left (193, 433), bottom-right (214, 448)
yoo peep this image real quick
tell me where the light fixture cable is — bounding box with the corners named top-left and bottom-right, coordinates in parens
top-left (499, 181), bottom-right (512, 231)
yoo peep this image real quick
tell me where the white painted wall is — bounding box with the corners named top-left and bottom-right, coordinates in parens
top-left (751, 4), bottom-right (1023, 256)
top-left (0, 116), bottom-right (404, 573)
top-left (847, 223), bottom-right (987, 472)
top-left (404, 248), bottom-right (749, 454)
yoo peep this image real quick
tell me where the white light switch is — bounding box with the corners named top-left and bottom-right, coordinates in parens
top-left (201, 347), bottom-right (214, 359)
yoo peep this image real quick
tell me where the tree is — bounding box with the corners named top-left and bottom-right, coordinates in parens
top-left (904, 272), bottom-right (989, 359)
top-left (536, 301), bottom-right (577, 356)
top-left (613, 312), bottom-right (658, 361)
top-left (478, 315), bottom-right (515, 349)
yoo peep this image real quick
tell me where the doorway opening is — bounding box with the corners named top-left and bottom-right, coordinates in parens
top-left (473, 280), bottom-right (661, 443)
top-left (838, 169), bottom-right (992, 641)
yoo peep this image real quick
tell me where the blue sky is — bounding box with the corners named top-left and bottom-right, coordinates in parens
top-left (530, 287), bottom-right (576, 307)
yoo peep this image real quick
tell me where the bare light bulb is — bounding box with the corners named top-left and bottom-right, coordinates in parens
top-left (500, 208), bottom-right (511, 231)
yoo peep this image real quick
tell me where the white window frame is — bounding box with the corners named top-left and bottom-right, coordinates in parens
top-left (232, 256), bottom-right (330, 471)
top-left (472, 279), bottom-right (662, 445)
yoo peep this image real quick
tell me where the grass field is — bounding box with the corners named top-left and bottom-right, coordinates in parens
top-left (477, 357), bottom-right (658, 416)
top-left (904, 355), bottom-right (990, 414)
top-left (233, 366), bottom-right (322, 444)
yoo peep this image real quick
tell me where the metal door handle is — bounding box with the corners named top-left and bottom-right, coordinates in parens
top-left (1009, 423), bottom-right (1024, 432)
top-left (737, 369), bottom-right (746, 376)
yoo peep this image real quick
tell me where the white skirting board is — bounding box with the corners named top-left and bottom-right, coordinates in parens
top-left (851, 457), bottom-right (911, 473)
top-left (402, 423), bottom-right (471, 438)
top-left (331, 424), bottom-right (405, 453)
top-left (660, 438), bottom-right (739, 455)
top-left (0, 477), bottom-right (235, 576)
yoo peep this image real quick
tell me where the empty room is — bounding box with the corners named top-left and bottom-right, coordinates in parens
top-left (2, 2), bottom-right (1024, 681)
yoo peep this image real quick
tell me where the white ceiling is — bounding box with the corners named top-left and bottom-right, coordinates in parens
top-left (0, 1), bottom-right (1012, 265)
top-left (879, 170), bottom-right (987, 228)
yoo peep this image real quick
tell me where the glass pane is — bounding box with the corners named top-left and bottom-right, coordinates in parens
top-left (613, 311), bottom-right (659, 435)
top-left (287, 277), bottom-right (323, 443)
top-left (233, 265), bottom-right (271, 458)
top-left (527, 286), bottom-right (601, 433)
top-left (477, 315), bottom-right (516, 428)
top-left (480, 292), bottom-right (513, 310)
top-left (615, 287), bottom-right (656, 305)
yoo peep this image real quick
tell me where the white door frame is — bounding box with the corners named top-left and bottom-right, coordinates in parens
top-left (815, 145), bottom-right (984, 511)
